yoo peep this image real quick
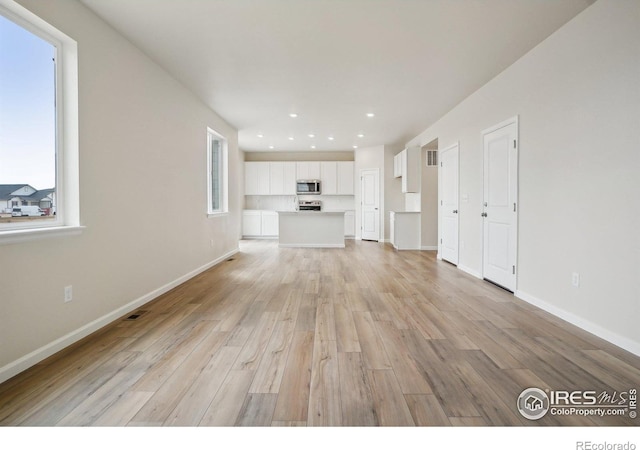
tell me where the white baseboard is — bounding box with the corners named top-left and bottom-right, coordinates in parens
top-left (0, 248), bottom-right (239, 384)
top-left (420, 245), bottom-right (438, 251)
top-left (515, 289), bottom-right (640, 357)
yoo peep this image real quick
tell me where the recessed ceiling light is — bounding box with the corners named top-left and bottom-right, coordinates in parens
top-left (366, 113), bottom-right (375, 118)
top-left (357, 134), bottom-right (364, 138)
top-left (311, 145), bottom-right (316, 149)
top-left (257, 134), bottom-right (263, 138)
top-left (289, 113), bottom-right (298, 118)
top-left (288, 137), bottom-right (294, 140)
top-left (353, 145), bottom-right (359, 149)
top-left (268, 145), bottom-right (274, 149)
top-left (328, 136), bottom-right (334, 141)
top-left (308, 133), bottom-right (315, 138)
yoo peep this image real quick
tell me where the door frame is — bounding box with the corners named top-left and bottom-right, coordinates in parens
top-left (481, 115), bottom-right (519, 292)
top-left (438, 142), bottom-right (459, 264)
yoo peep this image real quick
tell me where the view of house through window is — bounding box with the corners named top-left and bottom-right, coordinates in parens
top-left (0, 12), bottom-right (57, 226)
top-left (207, 128), bottom-right (227, 215)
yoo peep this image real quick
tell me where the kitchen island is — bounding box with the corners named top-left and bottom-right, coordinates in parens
top-left (277, 211), bottom-right (346, 248)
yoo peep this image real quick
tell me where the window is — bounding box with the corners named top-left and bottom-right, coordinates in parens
top-left (0, 2), bottom-right (79, 242)
top-left (207, 128), bottom-right (228, 215)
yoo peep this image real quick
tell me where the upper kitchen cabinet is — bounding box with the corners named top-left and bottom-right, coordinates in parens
top-left (245, 161), bottom-right (296, 195)
top-left (321, 161), bottom-right (354, 195)
top-left (320, 162), bottom-right (338, 195)
top-left (296, 161), bottom-right (321, 180)
top-left (245, 160), bottom-right (354, 195)
top-left (395, 147), bottom-right (420, 193)
top-left (393, 153), bottom-right (402, 178)
top-left (270, 162), bottom-right (296, 195)
top-left (245, 162), bottom-right (270, 195)
top-left (337, 161), bottom-right (354, 195)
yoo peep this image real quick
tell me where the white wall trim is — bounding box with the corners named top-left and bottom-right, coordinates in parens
top-left (0, 225), bottom-right (85, 245)
top-left (0, 247), bottom-right (239, 384)
top-left (458, 264), bottom-right (483, 279)
top-left (481, 115), bottom-right (519, 136)
top-left (515, 289), bottom-right (640, 357)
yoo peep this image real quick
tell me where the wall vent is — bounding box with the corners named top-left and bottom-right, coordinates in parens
top-left (426, 150), bottom-right (438, 167)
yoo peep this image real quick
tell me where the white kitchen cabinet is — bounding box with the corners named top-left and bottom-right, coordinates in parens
top-left (245, 162), bottom-right (270, 195)
top-left (246, 160), bottom-right (354, 196)
top-left (242, 210), bottom-right (262, 236)
top-left (296, 161), bottom-right (321, 180)
top-left (390, 211), bottom-right (420, 250)
top-left (269, 162), bottom-right (296, 195)
top-left (320, 162), bottom-right (338, 195)
top-left (283, 162), bottom-right (297, 194)
top-left (344, 210), bottom-right (355, 237)
top-left (393, 148), bottom-right (420, 192)
top-left (242, 210), bottom-right (279, 237)
top-left (261, 211), bottom-right (279, 236)
top-left (269, 162), bottom-right (284, 195)
top-left (337, 161), bottom-right (354, 195)
top-left (321, 161), bottom-right (354, 195)
top-left (393, 153), bottom-right (402, 178)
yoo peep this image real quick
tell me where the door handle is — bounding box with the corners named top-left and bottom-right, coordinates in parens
top-left (453, 210), bottom-right (458, 214)
top-left (481, 212), bottom-right (487, 217)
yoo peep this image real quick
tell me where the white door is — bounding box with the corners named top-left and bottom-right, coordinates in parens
top-left (440, 143), bottom-right (459, 264)
top-left (360, 169), bottom-right (379, 241)
top-left (482, 118), bottom-right (518, 292)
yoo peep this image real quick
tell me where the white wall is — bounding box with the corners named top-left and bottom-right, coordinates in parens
top-left (0, 0), bottom-right (242, 380)
top-left (407, 0), bottom-right (640, 354)
top-left (420, 148), bottom-right (438, 249)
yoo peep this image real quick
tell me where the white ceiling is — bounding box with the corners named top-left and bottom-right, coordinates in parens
top-left (80, 0), bottom-right (594, 152)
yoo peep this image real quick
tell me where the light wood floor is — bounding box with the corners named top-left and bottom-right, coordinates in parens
top-left (1, 239), bottom-right (639, 426)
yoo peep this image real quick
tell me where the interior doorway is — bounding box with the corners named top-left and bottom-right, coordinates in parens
top-left (482, 117), bottom-right (519, 292)
top-left (360, 168), bottom-right (380, 241)
top-left (439, 142), bottom-right (460, 265)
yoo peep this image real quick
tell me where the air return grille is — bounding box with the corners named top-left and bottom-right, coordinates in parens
top-left (426, 150), bottom-right (438, 167)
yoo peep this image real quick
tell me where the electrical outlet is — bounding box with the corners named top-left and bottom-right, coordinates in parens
top-left (64, 285), bottom-right (73, 302)
top-left (571, 272), bottom-right (580, 288)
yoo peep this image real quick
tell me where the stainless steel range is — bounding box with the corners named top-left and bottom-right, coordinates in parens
top-left (298, 200), bottom-right (321, 211)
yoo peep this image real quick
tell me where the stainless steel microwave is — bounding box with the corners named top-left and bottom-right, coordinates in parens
top-left (296, 180), bottom-right (321, 195)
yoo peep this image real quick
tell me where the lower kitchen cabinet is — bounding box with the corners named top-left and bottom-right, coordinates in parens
top-left (390, 211), bottom-right (420, 250)
top-left (344, 210), bottom-right (355, 237)
top-left (242, 210), bottom-right (279, 237)
top-left (261, 211), bottom-right (279, 236)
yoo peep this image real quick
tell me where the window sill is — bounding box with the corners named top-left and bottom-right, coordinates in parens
top-left (0, 225), bottom-right (85, 245)
top-left (207, 212), bottom-right (228, 218)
